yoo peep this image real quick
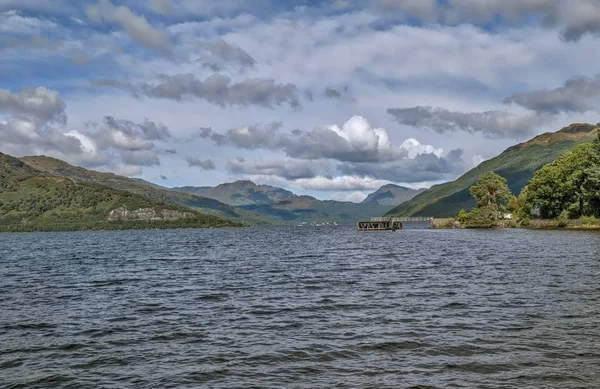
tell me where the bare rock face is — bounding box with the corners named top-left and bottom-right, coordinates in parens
top-left (108, 207), bottom-right (195, 222)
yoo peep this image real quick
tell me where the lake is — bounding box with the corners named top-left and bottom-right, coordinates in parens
top-left (1, 227), bottom-right (600, 388)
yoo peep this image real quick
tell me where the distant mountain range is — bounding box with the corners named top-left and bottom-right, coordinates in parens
top-left (387, 123), bottom-right (599, 217)
top-left (174, 181), bottom-right (423, 225)
top-left (362, 184), bottom-right (426, 206)
top-left (175, 181), bottom-right (296, 206)
top-left (6, 122), bottom-right (592, 230)
top-left (2, 155), bottom-right (423, 228)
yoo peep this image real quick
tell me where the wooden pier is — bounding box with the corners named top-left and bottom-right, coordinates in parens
top-left (357, 217), bottom-right (433, 231)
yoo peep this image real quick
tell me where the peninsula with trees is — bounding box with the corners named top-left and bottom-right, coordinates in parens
top-left (430, 126), bottom-right (600, 229)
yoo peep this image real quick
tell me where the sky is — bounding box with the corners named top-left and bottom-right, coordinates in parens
top-left (1, 0), bottom-right (600, 202)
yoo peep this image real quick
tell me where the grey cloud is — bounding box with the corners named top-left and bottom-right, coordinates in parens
top-left (0, 118), bottom-right (76, 153)
top-left (0, 87), bottom-right (66, 124)
top-left (120, 150), bottom-right (160, 166)
top-left (200, 120), bottom-right (401, 163)
top-left (186, 157), bottom-right (216, 170)
top-left (199, 39), bottom-right (256, 71)
top-left (338, 149), bottom-right (466, 183)
top-left (387, 106), bottom-right (546, 138)
top-left (198, 122), bottom-right (282, 149)
top-left (85, 0), bottom-right (171, 55)
top-left (325, 87), bottom-right (342, 99)
top-left (160, 174), bottom-right (168, 180)
top-left (136, 73), bottom-right (300, 108)
top-left (504, 74), bottom-right (600, 114)
top-left (104, 116), bottom-right (172, 140)
top-left (371, 0), bottom-right (600, 41)
top-left (0, 118), bottom-right (108, 167)
top-left (227, 158), bottom-right (330, 180)
top-left (95, 116), bottom-right (172, 152)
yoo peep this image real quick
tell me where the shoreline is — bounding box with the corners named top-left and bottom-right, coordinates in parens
top-left (430, 217), bottom-right (600, 230)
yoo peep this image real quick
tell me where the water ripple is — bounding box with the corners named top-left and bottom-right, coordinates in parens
top-left (1, 227), bottom-right (600, 388)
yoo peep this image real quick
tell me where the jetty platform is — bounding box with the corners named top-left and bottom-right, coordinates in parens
top-left (357, 217), bottom-right (433, 231)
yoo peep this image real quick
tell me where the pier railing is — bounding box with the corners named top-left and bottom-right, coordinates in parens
top-left (370, 217), bottom-right (433, 222)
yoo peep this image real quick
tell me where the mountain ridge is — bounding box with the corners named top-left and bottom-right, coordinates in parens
top-left (0, 153), bottom-right (240, 232)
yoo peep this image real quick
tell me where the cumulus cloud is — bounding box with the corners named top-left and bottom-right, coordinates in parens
top-left (201, 116), bottom-right (398, 162)
top-left (338, 149), bottom-right (466, 183)
top-left (121, 73), bottom-right (300, 108)
top-left (387, 106), bottom-right (546, 138)
top-left (227, 157), bottom-right (331, 180)
top-left (103, 116), bottom-right (172, 141)
top-left (400, 138), bottom-right (444, 158)
top-left (296, 176), bottom-right (392, 191)
top-left (0, 86), bottom-right (108, 166)
top-left (0, 87), bottom-right (66, 124)
top-left (504, 74), bottom-right (600, 114)
top-left (186, 157), bottom-right (216, 170)
top-left (198, 39), bottom-right (256, 71)
top-left (85, 0), bottom-right (171, 54)
top-left (330, 191), bottom-right (369, 203)
top-left (212, 116), bottom-right (466, 189)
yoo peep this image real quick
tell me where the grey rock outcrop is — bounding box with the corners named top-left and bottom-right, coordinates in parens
top-left (108, 207), bottom-right (194, 221)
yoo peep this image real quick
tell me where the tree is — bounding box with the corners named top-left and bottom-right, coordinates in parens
top-left (469, 171), bottom-right (512, 209)
top-left (526, 142), bottom-right (600, 218)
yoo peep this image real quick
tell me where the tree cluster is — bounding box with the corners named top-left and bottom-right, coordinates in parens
top-left (459, 129), bottom-right (600, 227)
top-left (522, 135), bottom-right (600, 219)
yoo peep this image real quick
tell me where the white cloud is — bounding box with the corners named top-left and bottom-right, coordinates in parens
top-left (400, 138), bottom-right (444, 158)
top-left (296, 175), bottom-right (392, 191)
top-left (330, 191), bottom-right (368, 203)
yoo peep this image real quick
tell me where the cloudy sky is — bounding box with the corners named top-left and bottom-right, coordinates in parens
top-left (2, 0), bottom-right (600, 202)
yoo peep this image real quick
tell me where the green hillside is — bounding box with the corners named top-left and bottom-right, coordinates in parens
top-left (0, 153), bottom-right (240, 232)
top-left (19, 156), bottom-right (269, 225)
top-left (386, 123), bottom-right (599, 217)
top-left (175, 180), bottom-right (296, 206)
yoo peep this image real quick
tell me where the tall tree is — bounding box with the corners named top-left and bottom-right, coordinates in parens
top-left (469, 171), bottom-right (512, 209)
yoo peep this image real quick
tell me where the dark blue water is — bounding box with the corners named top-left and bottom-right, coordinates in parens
top-left (2, 227), bottom-right (600, 388)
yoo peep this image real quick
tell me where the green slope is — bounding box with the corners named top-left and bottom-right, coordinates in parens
top-left (175, 180), bottom-right (296, 206)
top-left (386, 123), bottom-right (599, 217)
top-left (0, 154), bottom-right (240, 232)
top-left (19, 156), bottom-right (270, 225)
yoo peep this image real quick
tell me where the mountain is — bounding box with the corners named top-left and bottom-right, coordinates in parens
top-left (176, 181), bottom-right (417, 225)
top-left (0, 153), bottom-right (240, 232)
top-left (361, 184), bottom-right (426, 206)
top-left (175, 180), bottom-right (296, 206)
top-left (237, 195), bottom-right (391, 225)
top-left (19, 156), bottom-right (269, 225)
top-left (386, 123), bottom-right (599, 217)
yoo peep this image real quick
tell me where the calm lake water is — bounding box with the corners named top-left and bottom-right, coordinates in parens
top-left (1, 226), bottom-right (600, 388)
